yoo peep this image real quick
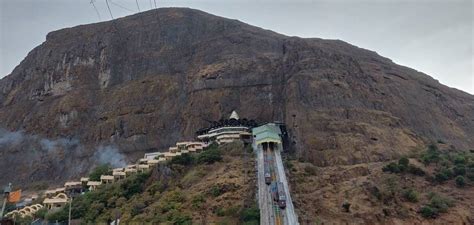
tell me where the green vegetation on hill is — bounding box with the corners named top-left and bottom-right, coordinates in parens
top-left (46, 172), bottom-right (151, 222)
top-left (382, 156), bottom-right (425, 176)
top-left (380, 143), bottom-right (472, 219)
top-left (419, 192), bottom-right (454, 218)
top-left (169, 143), bottom-right (223, 166)
top-left (89, 164), bottom-right (112, 181)
top-left (44, 142), bottom-right (257, 224)
top-left (383, 144), bottom-right (474, 186)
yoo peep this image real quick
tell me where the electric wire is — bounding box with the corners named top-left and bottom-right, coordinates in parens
top-left (90, 0), bottom-right (102, 21)
top-left (109, 0), bottom-right (134, 12)
top-left (105, 0), bottom-right (114, 19)
top-left (135, 0), bottom-right (141, 12)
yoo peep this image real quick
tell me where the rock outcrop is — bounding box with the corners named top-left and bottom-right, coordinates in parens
top-left (0, 8), bottom-right (473, 186)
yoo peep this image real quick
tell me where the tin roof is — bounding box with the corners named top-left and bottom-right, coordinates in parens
top-left (100, 175), bottom-right (114, 180)
top-left (252, 123), bottom-right (282, 145)
top-left (43, 198), bottom-right (68, 204)
top-left (87, 181), bottom-right (102, 186)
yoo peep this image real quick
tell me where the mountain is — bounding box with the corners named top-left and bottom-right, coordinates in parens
top-left (0, 7), bottom-right (473, 187)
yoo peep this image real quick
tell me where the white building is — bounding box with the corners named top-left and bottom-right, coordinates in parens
top-left (197, 111), bottom-right (252, 144)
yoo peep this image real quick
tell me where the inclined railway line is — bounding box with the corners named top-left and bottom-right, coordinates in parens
top-left (254, 123), bottom-right (298, 225)
top-left (264, 144), bottom-right (285, 225)
top-left (257, 142), bottom-right (298, 225)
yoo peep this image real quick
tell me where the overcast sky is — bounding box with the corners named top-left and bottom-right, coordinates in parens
top-left (1, 0), bottom-right (473, 94)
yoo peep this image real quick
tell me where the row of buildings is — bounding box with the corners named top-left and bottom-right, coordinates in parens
top-left (5, 141), bottom-right (209, 218)
top-left (6, 111), bottom-right (258, 219)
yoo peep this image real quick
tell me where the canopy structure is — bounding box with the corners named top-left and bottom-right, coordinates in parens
top-left (252, 123), bottom-right (282, 146)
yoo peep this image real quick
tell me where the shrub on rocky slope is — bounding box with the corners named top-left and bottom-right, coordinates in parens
top-left (45, 142), bottom-right (257, 224)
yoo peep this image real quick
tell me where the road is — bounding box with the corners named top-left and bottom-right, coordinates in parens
top-left (254, 141), bottom-right (299, 225)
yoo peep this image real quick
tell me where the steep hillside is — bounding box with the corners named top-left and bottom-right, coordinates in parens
top-left (20, 142), bottom-right (258, 224)
top-left (0, 7), bottom-right (473, 186)
top-left (288, 144), bottom-right (474, 224)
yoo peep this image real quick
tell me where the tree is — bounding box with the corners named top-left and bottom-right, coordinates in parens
top-left (434, 168), bottom-right (453, 183)
top-left (453, 165), bottom-right (466, 176)
top-left (170, 153), bottom-right (194, 166)
top-left (455, 176), bottom-right (466, 187)
top-left (419, 192), bottom-right (454, 219)
top-left (46, 207), bottom-right (69, 222)
top-left (422, 144), bottom-right (440, 165)
top-left (35, 208), bottom-right (48, 219)
top-left (467, 168), bottom-right (474, 181)
top-left (240, 205), bottom-right (260, 222)
top-left (407, 165), bottom-right (425, 176)
top-left (398, 157), bottom-right (409, 167)
top-left (403, 189), bottom-right (419, 202)
top-left (420, 206), bottom-right (437, 218)
top-left (197, 148), bottom-right (222, 164)
top-left (89, 164), bottom-right (112, 181)
top-left (453, 154), bottom-right (467, 165)
top-left (382, 162), bottom-right (400, 173)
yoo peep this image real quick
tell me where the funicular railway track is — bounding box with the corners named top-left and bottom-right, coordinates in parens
top-left (263, 143), bottom-right (285, 225)
top-left (254, 123), bottom-right (298, 225)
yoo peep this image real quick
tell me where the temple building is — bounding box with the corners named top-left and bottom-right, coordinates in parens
top-left (196, 111), bottom-right (254, 144)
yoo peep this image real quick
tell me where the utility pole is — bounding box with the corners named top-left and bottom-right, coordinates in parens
top-left (68, 198), bottom-right (72, 225)
top-left (0, 183), bottom-right (12, 219)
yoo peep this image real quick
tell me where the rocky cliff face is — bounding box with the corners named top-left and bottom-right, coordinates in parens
top-left (0, 8), bottom-right (473, 186)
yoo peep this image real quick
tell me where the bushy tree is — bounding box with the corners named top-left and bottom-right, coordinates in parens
top-left (209, 185), bottom-right (224, 197)
top-left (407, 165), bottom-right (425, 176)
top-left (434, 168), bottom-right (453, 183)
top-left (398, 157), bottom-right (409, 167)
top-left (402, 188), bottom-right (419, 203)
top-left (170, 153), bottom-right (194, 166)
top-left (421, 144), bottom-right (440, 165)
top-left (120, 173), bottom-right (149, 199)
top-left (428, 193), bottom-right (453, 213)
top-left (453, 155), bottom-right (467, 165)
top-left (191, 194), bottom-right (205, 209)
top-left (34, 208), bottom-right (48, 219)
top-left (13, 215), bottom-right (33, 224)
top-left (455, 175), bottom-right (466, 187)
top-left (46, 206), bottom-right (69, 222)
top-left (382, 162), bottom-right (401, 173)
top-left (453, 165), bottom-right (466, 176)
top-left (197, 148), bottom-right (222, 164)
top-left (89, 164), bottom-right (112, 181)
top-left (467, 168), bottom-right (474, 181)
top-left (420, 206), bottom-right (437, 218)
top-left (419, 192), bottom-right (454, 218)
top-left (240, 205), bottom-right (260, 223)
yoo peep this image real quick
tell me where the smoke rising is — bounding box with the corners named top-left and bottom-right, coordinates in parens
top-left (0, 129), bottom-right (24, 146)
top-left (0, 128), bottom-right (81, 153)
top-left (93, 145), bottom-right (127, 168)
top-left (0, 128), bottom-right (129, 187)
